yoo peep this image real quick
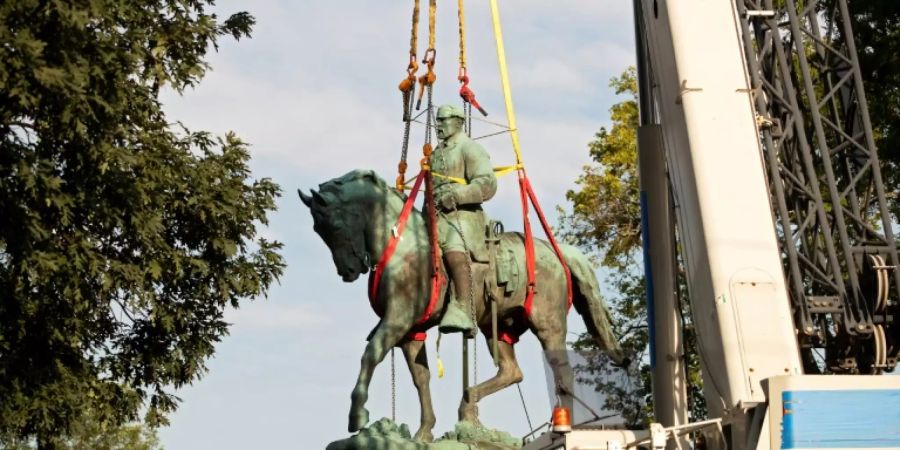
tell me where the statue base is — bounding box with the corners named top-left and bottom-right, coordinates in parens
top-left (326, 418), bottom-right (522, 450)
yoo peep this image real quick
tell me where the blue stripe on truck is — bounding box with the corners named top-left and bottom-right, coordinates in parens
top-left (782, 389), bottom-right (900, 448)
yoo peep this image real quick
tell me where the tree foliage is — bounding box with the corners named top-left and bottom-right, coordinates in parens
top-left (562, 69), bottom-right (640, 272)
top-left (1, 409), bottom-right (162, 450)
top-left (560, 68), bottom-right (706, 427)
top-left (849, 0), bottom-right (900, 220)
top-left (0, 1), bottom-right (284, 444)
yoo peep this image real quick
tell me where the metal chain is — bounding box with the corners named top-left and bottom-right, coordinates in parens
top-left (425, 85), bottom-right (434, 144)
top-left (433, 98), bottom-right (480, 392)
top-left (464, 104), bottom-right (478, 388)
top-left (462, 101), bottom-right (468, 135)
top-left (464, 101), bottom-right (473, 136)
top-left (517, 382), bottom-right (534, 432)
top-left (472, 277), bottom-right (478, 388)
top-left (442, 213), bottom-right (478, 391)
top-left (391, 347), bottom-right (396, 422)
top-left (466, 223), bottom-right (477, 389)
top-left (400, 91), bottom-right (414, 164)
top-left (444, 103), bottom-right (480, 390)
top-left (402, 89), bottom-right (409, 122)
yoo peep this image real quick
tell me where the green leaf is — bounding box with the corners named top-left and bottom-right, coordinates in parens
top-left (0, 1), bottom-right (284, 444)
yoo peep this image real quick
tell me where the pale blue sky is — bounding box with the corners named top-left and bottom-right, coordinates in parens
top-left (159, 1), bottom-right (636, 448)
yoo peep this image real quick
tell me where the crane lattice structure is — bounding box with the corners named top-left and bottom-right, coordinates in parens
top-left (736, 0), bottom-right (899, 374)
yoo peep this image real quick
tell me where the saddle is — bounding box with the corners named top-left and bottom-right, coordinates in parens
top-left (469, 220), bottom-right (527, 345)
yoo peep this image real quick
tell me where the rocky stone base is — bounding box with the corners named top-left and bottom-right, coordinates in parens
top-left (326, 418), bottom-right (522, 450)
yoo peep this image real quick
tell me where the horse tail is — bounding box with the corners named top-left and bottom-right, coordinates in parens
top-left (562, 246), bottom-right (629, 367)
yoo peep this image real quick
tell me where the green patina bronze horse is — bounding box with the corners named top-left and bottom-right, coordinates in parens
top-left (300, 169), bottom-right (626, 442)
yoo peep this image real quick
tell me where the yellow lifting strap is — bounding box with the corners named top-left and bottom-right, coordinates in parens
top-left (457, 0), bottom-right (466, 72)
top-left (400, 164), bottom-right (521, 190)
top-left (428, 0), bottom-right (436, 50)
top-left (410, 0), bottom-right (420, 57)
top-left (432, 172), bottom-right (467, 185)
top-left (429, 164), bottom-right (523, 187)
top-left (488, 0), bottom-right (524, 167)
top-left (400, 0), bottom-right (421, 87)
top-left (416, 0), bottom-right (438, 110)
top-left (492, 163), bottom-right (523, 178)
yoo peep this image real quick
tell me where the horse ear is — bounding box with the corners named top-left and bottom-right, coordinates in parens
top-left (360, 169), bottom-right (381, 186)
top-left (298, 189), bottom-right (313, 207)
top-left (311, 190), bottom-right (328, 205)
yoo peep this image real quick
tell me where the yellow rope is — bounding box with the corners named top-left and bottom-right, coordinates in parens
top-left (427, 164), bottom-right (523, 188)
top-left (410, 0), bottom-right (420, 57)
top-left (488, 0), bottom-right (524, 166)
top-left (428, 0), bottom-right (436, 50)
top-left (457, 0), bottom-right (466, 71)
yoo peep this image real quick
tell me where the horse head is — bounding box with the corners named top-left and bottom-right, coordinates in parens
top-left (299, 170), bottom-right (385, 282)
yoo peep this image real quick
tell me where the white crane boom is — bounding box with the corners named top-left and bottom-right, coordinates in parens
top-left (525, 1), bottom-right (900, 449)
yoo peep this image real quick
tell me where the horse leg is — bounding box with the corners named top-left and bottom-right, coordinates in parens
top-left (458, 340), bottom-right (523, 425)
top-left (400, 339), bottom-right (436, 442)
top-left (349, 320), bottom-right (407, 433)
top-left (537, 332), bottom-right (575, 414)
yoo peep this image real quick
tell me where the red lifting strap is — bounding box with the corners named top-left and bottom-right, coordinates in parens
top-left (368, 170), bottom-right (444, 341)
top-left (519, 172), bottom-right (572, 317)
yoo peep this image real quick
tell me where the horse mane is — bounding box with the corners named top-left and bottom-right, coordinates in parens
top-left (317, 169), bottom-right (409, 205)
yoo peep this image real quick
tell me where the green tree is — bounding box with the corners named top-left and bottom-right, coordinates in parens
top-left (0, 1), bottom-right (284, 446)
top-left (2, 409), bottom-right (162, 450)
top-left (849, 0), bottom-right (900, 220)
top-left (560, 68), bottom-right (706, 426)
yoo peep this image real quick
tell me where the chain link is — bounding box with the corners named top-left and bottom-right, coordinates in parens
top-left (425, 85), bottom-right (434, 145)
top-left (464, 101), bottom-right (473, 136)
top-left (391, 347), bottom-right (396, 422)
top-left (433, 99), bottom-right (480, 393)
top-left (517, 382), bottom-right (534, 431)
top-left (463, 100), bottom-right (477, 387)
top-left (441, 211), bottom-right (478, 392)
top-left (400, 91), bottom-right (414, 164)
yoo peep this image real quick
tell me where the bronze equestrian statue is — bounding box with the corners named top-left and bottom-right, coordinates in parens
top-left (300, 106), bottom-right (627, 443)
top-left (432, 104), bottom-right (497, 335)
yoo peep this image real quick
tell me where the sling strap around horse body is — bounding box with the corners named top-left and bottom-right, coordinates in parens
top-left (368, 168), bottom-right (445, 342)
top-left (487, 0), bottom-right (573, 318)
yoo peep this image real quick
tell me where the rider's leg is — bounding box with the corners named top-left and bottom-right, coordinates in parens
top-left (439, 251), bottom-right (475, 334)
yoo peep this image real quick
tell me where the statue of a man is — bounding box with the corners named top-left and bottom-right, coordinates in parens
top-left (431, 104), bottom-right (497, 334)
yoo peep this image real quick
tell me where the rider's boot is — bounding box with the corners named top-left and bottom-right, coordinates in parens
top-left (439, 251), bottom-right (476, 336)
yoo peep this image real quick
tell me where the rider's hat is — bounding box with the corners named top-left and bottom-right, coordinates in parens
top-left (436, 104), bottom-right (466, 120)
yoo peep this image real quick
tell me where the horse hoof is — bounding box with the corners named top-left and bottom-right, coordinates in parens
top-left (414, 429), bottom-right (434, 442)
top-left (458, 403), bottom-right (481, 426)
top-left (348, 408), bottom-right (370, 433)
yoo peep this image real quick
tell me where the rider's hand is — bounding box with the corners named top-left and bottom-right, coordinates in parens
top-left (437, 191), bottom-right (457, 211)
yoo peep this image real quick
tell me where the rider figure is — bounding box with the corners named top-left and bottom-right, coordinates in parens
top-left (431, 104), bottom-right (497, 335)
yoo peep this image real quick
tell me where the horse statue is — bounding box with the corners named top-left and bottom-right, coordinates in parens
top-left (300, 169), bottom-right (627, 442)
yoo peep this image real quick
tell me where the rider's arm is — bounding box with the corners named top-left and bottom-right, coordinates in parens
top-left (454, 143), bottom-right (497, 205)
